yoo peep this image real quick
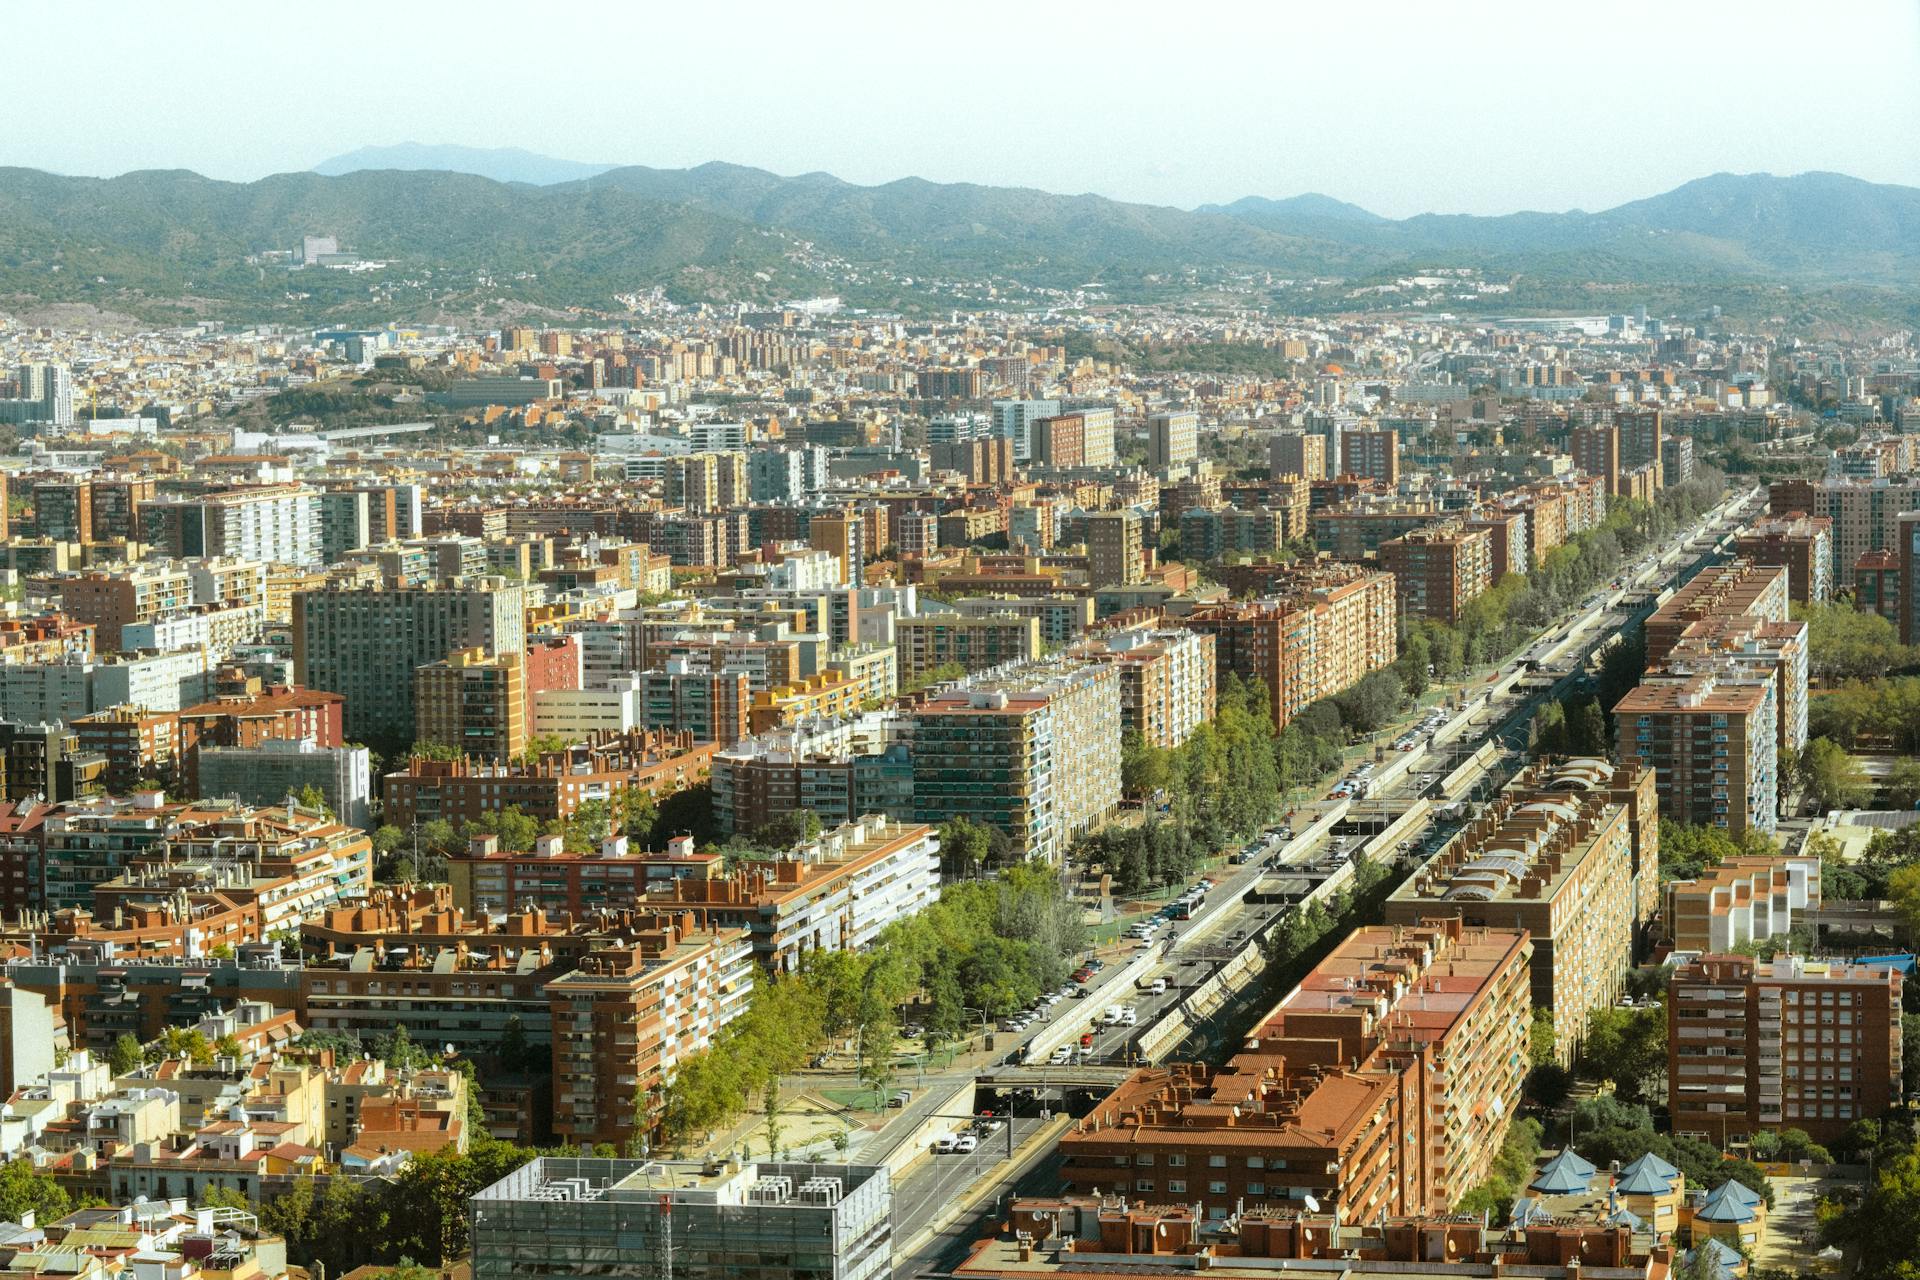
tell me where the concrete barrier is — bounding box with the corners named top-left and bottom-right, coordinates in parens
top-left (1368, 741), bottom-right (1428, 794)
top-left (1440, 742), bottom-right (1500, 798)
top-left (874, 1074), bottom-right (983, 1178)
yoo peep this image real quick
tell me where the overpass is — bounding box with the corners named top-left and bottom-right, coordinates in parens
top-left (974, 1065), bottom-right (1133, 1091)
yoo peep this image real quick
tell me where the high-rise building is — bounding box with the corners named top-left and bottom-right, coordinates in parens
top-left (1570, 424), bottom-right (1622, 495)
top-left (0, 364), bottom-right (73, 426)
top-left (59, 563), bottom-right (192, 652)
top-left (1378, 523), bottom-right (1494, 623)
top-left (636, 663), bottom-right (753, 746)
top-left (1077, 406), bottom-right (1117, 467)
top-left (1614, 669), bottom-right (1778, 836)
top-left (1180, 565), bottom-right (1397, 732)
top-left (139, 484), bottom-right (323, 567)
top-left (1669, 953), bottom-right (1901, 1145)
top-left (1084, 509), bottom-right (1143, 587)
top-left (1032, 412), bottom-right (1087, 469)
top-left (991, 399), bottom-right (1060, 463)
top-left (1070, 627), bottom-right (1216, 750)
top-left (1617, 409), bottom-right (1664, 486)
top-left (545, 921), bottom-right (757, 1145)
top-left (1768, 476), bottom-right (1920, 589)
top-left (808, 511), bottom-right (862, 586)
top-left (895, 613), bottom-right (1042, 684)
top-left (1856, 548), bottom-right (1901, 628)
top-left (1734, 515), bottom-right (1833, 605)
top-left (415, 647), bottom-right (528, 762)
top-left (471, 1157), bottom-right (893, 1280)
top-left (1147, 410), bottom-right (1198, 472)
top-left (293, 579), bottom-right (527, 742)
top-left (1338, 428), bottom-right (1399, 487)
top-left (1385, 757), bottom-right (1657, 1062)
top-left (1269, 431), bottom-right (1328, 481)
top-left (910, 662), bottom-right (1121, 862)
top-left (1061, 918), bottom-right (1531, 1219)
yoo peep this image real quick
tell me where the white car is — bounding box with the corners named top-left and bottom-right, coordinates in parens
top-left (954, 1134), bottom-right (980, 1153)
top-left (1120, 1007), bottom-right (1138, 1025)
top-left (1050, 1046), bottom-right (1074, 1064)
top-left (934, 1135), bottom-right (958, 1154)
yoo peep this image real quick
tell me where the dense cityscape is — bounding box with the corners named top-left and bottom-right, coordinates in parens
top-left (2, 284), bottom-right (1919, 1280)
top-left (4, 7), bottom-right (1920, 1279)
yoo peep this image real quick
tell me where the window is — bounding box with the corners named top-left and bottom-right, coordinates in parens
top-left (1168, 1180), bottom-right (1186, 1194)
top-left (1247, 1156), bottom-right (1265, 1170)
top-left (1208, 1155), bottom-right (1227, 1168)
top-left (1168, 1155), bottom-right (1186, 1168)
top-left (1136, 1180), bottom-right (1155, 1193)
top-left (1209, 1181), bottom-right (1228, 1195)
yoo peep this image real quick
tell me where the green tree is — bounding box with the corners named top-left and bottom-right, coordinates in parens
top-left (0, 1159), bottom-right (70, 1223)
top-left (1888, 758), bottom-right (1920, 811)
top-left (108, 1033), bottom-right (144, 1077)
top-left (1801, 737), bottom-right (1870, 813)
top-left (199, 1185), bottom-right (252, 1211)
top-left (1527, 1008), bottom-right (1557, 1068)
top-left (937, 816), bottom-right (993, 879)
top-left (1819, 1151), bottom-right (1920, 1276)
top-left (1890, 865), bottom-right (1920, 943)
top-left (1581, 1004), bottom-right (1666, 1102)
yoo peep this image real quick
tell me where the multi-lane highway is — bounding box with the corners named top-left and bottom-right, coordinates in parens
top-left (885, 486), bottom-right (1765, 1277)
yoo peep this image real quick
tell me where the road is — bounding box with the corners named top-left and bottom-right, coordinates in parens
top-left (880, 486), bottom-right (1765, 1274)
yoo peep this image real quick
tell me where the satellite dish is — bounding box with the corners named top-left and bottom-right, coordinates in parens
top-left (1303, 1195), bottom-right (1320, 1213)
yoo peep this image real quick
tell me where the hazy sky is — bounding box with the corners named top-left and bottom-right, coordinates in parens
top-left (9, 0), bottom-right (1919, 217)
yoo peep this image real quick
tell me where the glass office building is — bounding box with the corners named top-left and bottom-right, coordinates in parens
top-left (470, 1157), bottom-right (892, 1280)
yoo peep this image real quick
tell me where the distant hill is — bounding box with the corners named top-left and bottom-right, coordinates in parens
top-left (0, 162), bottom-right (1916, 325)
top-left (312, 143), bottom-right (619, 186)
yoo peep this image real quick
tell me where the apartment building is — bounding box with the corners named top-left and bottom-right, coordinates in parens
top-left (1665, 853), bottom-right (1822, 953)
top-left (1570, 424), bottom-right (1621, 495)
top-left (1769, 476), bottom-right (1920, 589)
top-left (1032, 413), bottom-right (1087, 469)
top-left (138, 483), bottom-right (322, 567)
top-left (1899, 510), bottom-right (1920, 646)
top-left (636, 663), bottom-right (753, 745)
top-left (1269, 431), bottom-right (1328, 481)
top-left (1643, 560), bottom-right (1789, 667)
top-left (413, 647), bottom-right (527, 763)
top-left (747, 671), bottom-right (863, 734)
top-left (59, 563), bottom-right (192, 652)
top-left (1855, 548), bottom-right (1900, 627)
top-left (1338, 429), bottom-right (1399, 487)
top-left (382, 729), bottom-right (714, 829)
top-left (1084, 510), bottom-right (1144, 587)
top-left (1616, 409), bottom-right (1664, 486)
top-left (910, 663), bottom-right (1121, 862)
top-left (1464, 508), bottom-right (1529, 582)
top-left (1148, 410), bottom-right (1198, 472)
top-left (1614, 670), bottom-right (1778, 835)
top-left (1071, 627), bottom-right (1216, 751)
top-left (950, 595), bottom-right (1095, 648)
top-left (292, 578), bottom-right (526, 741)
top-left (896, 612), bottom-right (1042, 685)
top-left (545, 916), bottom-right (756, 1145)
top-left (1669, 953), bottom-right (1901, 1144)
top-left (1061, 919), bottom-right (1531, 1220)
top-left (1384, 757), bottom-right (1655, 1061)
top-left (1734, 515), bottom-right (1833, 605)
top-left (1378, 522), bottom-right (1494, 623)
top-left (1180, 565), bottom-right (1397, 732)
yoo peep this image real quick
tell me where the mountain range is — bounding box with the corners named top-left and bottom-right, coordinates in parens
top-left (0, 155), bottom-right (1916, 326)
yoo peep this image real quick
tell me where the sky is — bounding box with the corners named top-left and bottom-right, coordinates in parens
top-left (8, 0), bottom-right (1919, 218)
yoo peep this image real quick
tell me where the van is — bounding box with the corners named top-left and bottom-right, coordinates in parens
top-left (1149, 977), bottom-right (1168, 995)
